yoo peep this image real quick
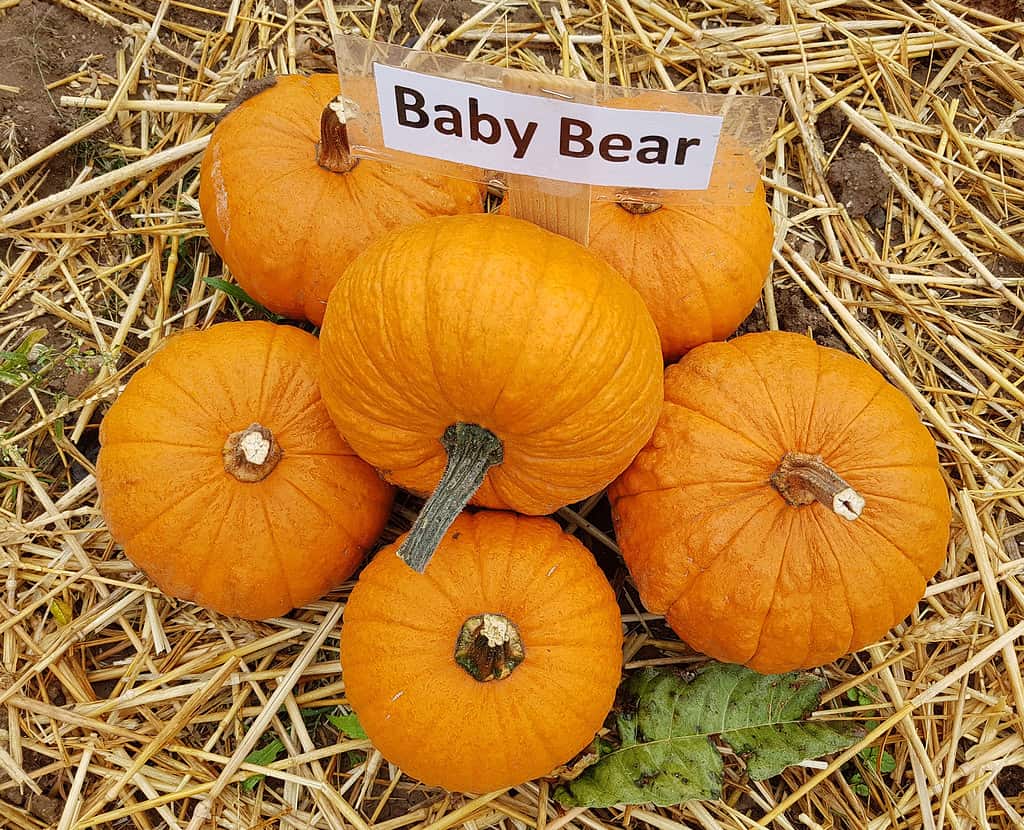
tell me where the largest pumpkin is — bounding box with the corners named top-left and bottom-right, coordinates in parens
top-left (198, 74), bottom-right (483, 324)
top-left (319, 214), bottom-right (664, 572)
top-left (609, 331), bottom-right (950, 673)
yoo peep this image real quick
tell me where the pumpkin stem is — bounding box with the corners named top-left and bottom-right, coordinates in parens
top-left (454, 613), bottom-right (525, 682)
top-left (223, 423), bottom-right (282, 483)
top-left (770, 451), bottom-right (864, 520)
top-left (316, 98), bottom-right (358, 173)
top-left (396, 423), bottom-right (504, 573)
top-left (618, 200), bottom-right (663, 215)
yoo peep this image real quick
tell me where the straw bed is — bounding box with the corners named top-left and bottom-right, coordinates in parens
top-left (1, 0), bottom-right (1022, 828)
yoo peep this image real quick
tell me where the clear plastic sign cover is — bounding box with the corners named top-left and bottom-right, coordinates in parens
top-left (333, 35), bottom-right (781, 207)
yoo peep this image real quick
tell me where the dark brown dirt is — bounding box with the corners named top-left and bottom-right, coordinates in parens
top-left (997, 765), bottom-right (1024, 797)
top-left (961, 0), bottom-right (1024, 17)
top-left (0, 0), bottom-right (118, 193)
top-left (991, 255), bottom-right (1024, 282)
top-left (815, 107), bottom-right (848, 151)
top-left (140, 0), bottom-right (234, 34)
top-left (411, 0), bottom-right (536, 27)
top-left (0, 746), bottom-right (63, 823)
top-left (776, 288), bottom-right (849, 351)
top-left (735, 283), bottom-right (853, 354)
top-left (826, 147), bottom-right (891, 219)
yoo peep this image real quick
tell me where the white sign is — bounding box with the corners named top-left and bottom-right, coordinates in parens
top-left (373, 64), bottom-right (723, 190)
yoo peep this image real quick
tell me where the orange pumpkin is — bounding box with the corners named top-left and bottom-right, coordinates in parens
top-left (588, 165), bottom-right (773, 361)
top-left (319, 214), bottom-right (664, 572)
top-left (609, 331), bottom-right (950, 673)
top-left (340, 511), bottom-right (623, 792)
top-left (198, 74), bottom-right (483, 324)
top-left (498, 135), bottom-right (773, 361)
top-left (96, 321), bottom-right (394, 619)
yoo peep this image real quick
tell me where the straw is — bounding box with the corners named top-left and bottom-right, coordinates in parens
top-left (1, 1), bottom-right (1022, 828)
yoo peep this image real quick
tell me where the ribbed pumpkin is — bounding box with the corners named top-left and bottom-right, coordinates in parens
top-left (96, 321), bottom-right (394, 619)
top-left (340, 511), bottom-right (623, 792)
top-left (319, 214), bottom-right (664, 572)
top-left (497, 123), bottom-right (773, 360)
top-left (588, 161), bottom-right (774, 361)
top-left (609, 331), bottom-right (950, 673)
top-left (198, 74), bottom-right (483, 324)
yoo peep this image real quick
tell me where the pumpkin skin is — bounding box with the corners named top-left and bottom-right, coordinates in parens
top-left (609, 331), bottom-right (950, 673)
top-left (96, 321), bottom-right (394, 619)
top-left (319, 213), bottom-right (664, 571)
top-left (198, 74), bottom-right (484, 324)
top-left (588, 168), bottom-right (774, 361)
top-left (497, 123), bottom-right (773, 361)
top-left (340, 511), bottom-right (624, 792)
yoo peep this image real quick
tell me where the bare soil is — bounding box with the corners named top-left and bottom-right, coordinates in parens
top-left (826, 147), bottom-right (891, 219)
top-left (962, 0), bottom-right (1024, 17)
top-left (0, 0), bottom-right (118, 193)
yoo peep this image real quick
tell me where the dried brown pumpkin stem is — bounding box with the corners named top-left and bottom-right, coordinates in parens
top-left (396, 423), bottom-right (503, 573)
top-left (770, 451), bottom-right (864, 520)
top-left (618, 200), bottom-right (663, 215)
top-left (454, 613), bottom-right (525, 682)
top-left (316, 98), bottom-right (358, 173)
top-left (223, 423), bottom-right (282, 483)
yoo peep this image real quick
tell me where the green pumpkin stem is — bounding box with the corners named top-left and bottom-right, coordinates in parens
top-left (396, 423), bottom-right (503, 573)
top-left (454, 613), bottom-right (525, 682)
top-left (316, 98), bottom-right (358, 173)
top-left (770, 451), bottom-right (864, 520)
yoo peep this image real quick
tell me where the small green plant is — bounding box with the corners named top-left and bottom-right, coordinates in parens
top-left (842, 686), bottom-right (897, 797)
top-left (204, 276), bottom-right (287, 322)
top-left (0, 330), bottom-right (55, 388)
top-left (63, 342), bottom-right (107, 373)
top-left (241, 738), bottom-right (286, 791)
top-left (327, 711), bottom-right (366, 739)
top-left (241, 707), bottom-right (362, 791)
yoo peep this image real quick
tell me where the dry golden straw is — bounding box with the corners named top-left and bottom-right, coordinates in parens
top-left (1, 0), bottom-right (1022, 828)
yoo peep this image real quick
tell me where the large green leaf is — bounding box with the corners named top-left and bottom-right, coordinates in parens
top-left (556, 664), bottom-right (861, 807)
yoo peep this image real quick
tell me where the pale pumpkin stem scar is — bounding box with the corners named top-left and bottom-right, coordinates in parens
top-left (315, 97), bottom-right (359, 173)
top-left (396, 423), bottom-right (503, 573)
top-left (770, 451), bottom-right (864, 520)
top-left (223, 423), bottom-right (282, 483)
top-left (454, 613), bottom-right (525, 682)
top-left (618, 200), bottom-right (663, 215)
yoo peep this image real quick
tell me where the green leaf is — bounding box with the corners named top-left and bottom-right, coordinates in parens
top-left (14, 330), bottom-right (47, 356)
top-left (879, 750), bottom-right (896, 774)
top-left (328, 712), bottom-right (367, 739)
top-left (242, 738), bottom-right (285, 791)
top-left (555, 665), bottom-right (862, 808)
top-left (859, 746), bottom-right (896, 774)
top-left (203, 277), bottom-right (286, 322)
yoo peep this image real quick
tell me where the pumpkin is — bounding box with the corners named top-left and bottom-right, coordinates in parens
top-left (96, 321), bottom-right (394, 619)
top-left (588, 164), bottom-right (773, 361)
top-left (318, 214), bottom-right (664, 572)
top-left (198, 74), bottom-right (484, 324)
top-left (609, 331), bottom-right (950, 673)
top-left (499, 115), bottom-right (774, 361)
top-left (340, 511), bottom-right (623, 792)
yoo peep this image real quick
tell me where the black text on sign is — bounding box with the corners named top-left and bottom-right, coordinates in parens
top-left (374, 64), bottom-right (723, 189)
